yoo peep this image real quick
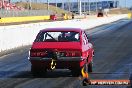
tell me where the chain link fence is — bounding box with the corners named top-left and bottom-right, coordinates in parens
top-left (0, 9), bottom-right (54, 17)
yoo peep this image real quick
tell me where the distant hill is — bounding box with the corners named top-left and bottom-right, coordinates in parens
top-left (15, 2), bottom-right (71, 15)
top-left (109, 8), bottom-right (132, 14)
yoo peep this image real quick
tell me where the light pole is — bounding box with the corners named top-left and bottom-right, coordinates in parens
top-left (29, 0), bottom-right (32, 10)
top-left (84, 1), bottom-right (86, 12)
top-left (107, 0), bottom-right (109, 8)
top-left (62, 1), bottom-right (64, 10)
top-left (117, 0), bottom-right (119, 8)
top-left (68, 0), bottom-right (71, 12)
top-left (88, 0), bottom-right (90, 14)
top-left (79, 0), bottom-right (82, 15)
top-left (114, 0), bottom-right (116, 8)
top-left (55, 0), bottom-right (57, 9)
top-left (2, 0), bottom-right (4, 8)
top-left (47, 0), bottom-right (49, 10)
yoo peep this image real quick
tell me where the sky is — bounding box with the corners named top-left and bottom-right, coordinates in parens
top-left (120, 0), bottom-right (132, 7)
top-left (12, 0), bottom-right (132, 8)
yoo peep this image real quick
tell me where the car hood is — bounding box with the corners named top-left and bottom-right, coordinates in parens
top-left (31, 42), bottom-right (82, 50)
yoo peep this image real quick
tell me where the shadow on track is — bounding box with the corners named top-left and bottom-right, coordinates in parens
top-left (0, 70), bottom-right (74, 78)
top-left (0, 70), bottom-right (130, 79)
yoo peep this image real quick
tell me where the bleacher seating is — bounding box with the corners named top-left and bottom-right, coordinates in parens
top-left (0, 0), bottom-right (24, 10)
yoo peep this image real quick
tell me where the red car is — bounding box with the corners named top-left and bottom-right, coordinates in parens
top-left (50, 14), bottom-right (57, 20)
top-left (28, 28), bottom-right (94, 76)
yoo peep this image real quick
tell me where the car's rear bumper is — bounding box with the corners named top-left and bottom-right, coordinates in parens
top-left (28, 57), bottom-right (85, 61)
top-left (28, 57), bottom-right (86, 69)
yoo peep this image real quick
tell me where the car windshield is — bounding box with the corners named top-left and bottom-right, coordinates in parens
top-left (35, 31), bottom-right (80, 42)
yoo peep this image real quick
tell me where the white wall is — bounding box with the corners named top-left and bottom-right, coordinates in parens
top-left (0, 14), bottom-right (128, 52)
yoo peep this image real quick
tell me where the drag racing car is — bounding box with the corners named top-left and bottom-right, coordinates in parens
top-left (28, 28), bottom-right (94, 76)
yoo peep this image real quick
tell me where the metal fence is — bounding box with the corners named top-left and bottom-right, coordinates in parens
top-left (0, 9), bottom-right (54, 17)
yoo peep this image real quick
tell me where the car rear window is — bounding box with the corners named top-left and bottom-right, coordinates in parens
top-left (35, 31), bottom-right (80, 42)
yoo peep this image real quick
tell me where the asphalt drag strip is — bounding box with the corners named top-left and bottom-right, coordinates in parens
top-left (0, 19), bottom-right (132, 88)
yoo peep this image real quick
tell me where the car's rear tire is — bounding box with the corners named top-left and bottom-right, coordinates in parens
top-left (71, 68), bottom-right (81, 77)
top-left (88, 61), bottom-right (93, 73)
top-left (31, 65), bottom-right (47, 77)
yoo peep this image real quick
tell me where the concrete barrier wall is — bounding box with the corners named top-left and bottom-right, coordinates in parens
top-left (128, 13), bottom-right (132, 19)
top-left (0, 15), bottom-right (71, 23)
top-left (0, 14), bottom-right (128, 52)
top-left (0, 16), bottom-right (50, 23)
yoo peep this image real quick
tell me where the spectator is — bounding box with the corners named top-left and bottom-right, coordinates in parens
top-left (67, 32), bottom-right (78, 41)
top-left (72, 13), bottom-right (74, 19)
top-left (58, 32), bottom-right (67, 41)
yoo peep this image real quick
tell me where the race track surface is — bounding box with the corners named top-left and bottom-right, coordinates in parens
top-left (0, 19), bottom-right (132, 88)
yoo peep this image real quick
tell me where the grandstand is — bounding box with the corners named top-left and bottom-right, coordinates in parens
top-left (0, 0), bottom-right (119, 12)
top-left (0, 0), bottom-right (24, 10)
top-left (55, 0), bottom-right (119, 12)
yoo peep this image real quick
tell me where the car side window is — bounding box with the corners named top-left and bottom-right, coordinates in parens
top-left (83, 33), bottom-right (87, 45)
top-left (84, 32), bottom-right (89, 44)
top-left (83, 32), bottom-right (90, 45)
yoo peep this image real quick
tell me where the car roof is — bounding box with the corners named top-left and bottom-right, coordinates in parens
top-left (40, 28), bottom-right (83, 33)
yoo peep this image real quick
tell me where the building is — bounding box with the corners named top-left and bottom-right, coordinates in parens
top-left (55, 0), bottom-right (119, 12)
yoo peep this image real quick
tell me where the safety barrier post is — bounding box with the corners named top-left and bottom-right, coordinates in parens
top-left (128, 13), bottom-right (132, 19)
